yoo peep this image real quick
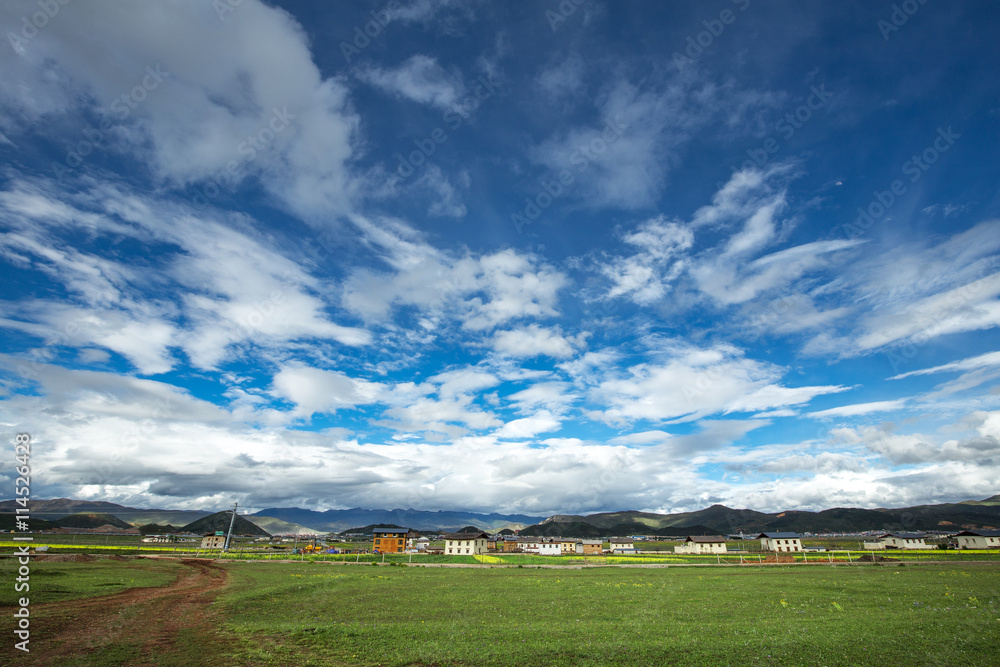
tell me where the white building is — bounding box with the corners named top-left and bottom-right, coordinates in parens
top-left (863, 533), bottom-right (934, 550)
top-left (444, 531), bottom-right (489, 555)
top-left (757, 532), bottom-right (802, 552)
top-left (608, 538), bottom-right (635, 553)
top-left (952, 530), bottom-right (1000, 550)
top-left (674, 535), bottom-right (727, 554)
top-left (537, 542), bottom-right (561, 556)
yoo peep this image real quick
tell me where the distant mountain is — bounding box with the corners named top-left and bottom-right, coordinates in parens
top-left (525, 497), bottom-right (1000, 536)
top-left (181, 511), bottom-right (270, 536)
top-left (53, 512), bottom-right (132, 529)
top-left (7, 495), bottom-right (997, 536)
top-left (0, 498), bottom-right (210, 526)
top-left (338, 523), bottom-right (411, 536)
top-left (252, 507), bottom-right (545, 533)
top-left (960, 495), bottom-right (1000, 506)
top-left (244, 515), bottom-right (324, 536)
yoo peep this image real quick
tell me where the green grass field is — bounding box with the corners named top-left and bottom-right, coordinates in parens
top-left (217, 561), bottom-right (1000, 665)
top-left (0, 556), bottom-right (183, 605)
top-left (2, 556), bottom-right (998, 665)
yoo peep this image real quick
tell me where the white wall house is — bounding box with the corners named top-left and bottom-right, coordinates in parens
top-left (537, 542), bottom-right (561, 556)
top-left (608, 538), bottom-right (635, 553)
top-left (757, 532), bottom-right (802, 552)
top-left (953, 530), bottom-right (1000, 549)
top-left (674, 535), bottom-right (728, 554)
top-left (864, 533), bottom-right (934, 550)
top-left (444, 531), bottom-right (489, 555)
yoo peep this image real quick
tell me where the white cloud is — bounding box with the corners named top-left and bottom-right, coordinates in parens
top-left (536, 53), bottom-right (585, 100)
top-left (0, 0), bottom-right (359, 218)
top-left (358, 55), bottom-right (465, 111)
top-left (590, 341), bottom-right (844, 425)
top-left (808, 399), bottom-right (908, 419)
top-left (0, 181), bottom-right (371, 372)
top-left (601, 216), bottom-right (693, 304)
top-left (890, 350), bottom-right (1000, 380)
top-left (342, 220), bottom-right (567, 332)
top-left (495, 411), bottom-right (562, 439)
top-left (492, 325), bottom-right (578, 359)
top-left (271, 365), bottom-right (385, 418)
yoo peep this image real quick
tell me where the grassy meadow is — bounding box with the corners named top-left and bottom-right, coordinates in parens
top-left (2, 555), bottom-right (998, 665)
top-left (217, 561), bottom-right (1000, 665)
top-left (0, 555), bottom-right (183, 605)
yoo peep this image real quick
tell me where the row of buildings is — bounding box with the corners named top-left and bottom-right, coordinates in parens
top-left (372, 528), bottom-right (1000, 555)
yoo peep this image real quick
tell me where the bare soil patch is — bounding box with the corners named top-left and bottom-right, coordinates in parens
top-left (2, 557), bottom-right (229, 665)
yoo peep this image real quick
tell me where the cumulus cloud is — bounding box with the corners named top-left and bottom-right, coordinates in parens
top-left (589, 340), bottom-right (844, 425)
top-left (0, 0), bottom-right (359, 219)
top-left (492, 325), bottom-right (579, 359)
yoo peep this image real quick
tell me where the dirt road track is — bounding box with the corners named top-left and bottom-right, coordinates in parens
top-left (2, 557), bottom-right (229, 665)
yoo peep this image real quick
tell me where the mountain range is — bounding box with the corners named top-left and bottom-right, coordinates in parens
top-left (3, 496), bottom-right (998, 536)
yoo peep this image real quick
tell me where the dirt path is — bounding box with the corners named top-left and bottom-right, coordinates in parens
top-left (4, 558), bottom-right (230, 665)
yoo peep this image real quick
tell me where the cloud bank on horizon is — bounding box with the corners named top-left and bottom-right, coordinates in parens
top-left (1, 0), bottom-right (999, 515)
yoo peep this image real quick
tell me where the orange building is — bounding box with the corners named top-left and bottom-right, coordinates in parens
top-left (372, 527), bottom-right (412, 553)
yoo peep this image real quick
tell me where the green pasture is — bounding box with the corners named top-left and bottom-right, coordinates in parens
top-left (218, 560), bottom-right (1000, 665)
top-left (0, 556), bottom-right (183, 605)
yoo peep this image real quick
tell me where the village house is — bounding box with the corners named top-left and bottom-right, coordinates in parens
top-left (444, 531), bottom-right (489, 555)
top-left (372, 527), bottom-right (416, 554)
top-left (518, 537), bottom-right (541, 553)
top-left (674, 535), bottom-right (728, 554)
top-left (862, 532), bottom-right (934, 550)
top-left (757, 532), bottom-right (802, 552)
top-left (501, 537), bottom-right (521, 552)
top-left (537, 541), bottom-right (561, 556)
top-left (576, 539), bottom-right (603, 555)
top-left (200, 532), bottom-right (226, 549)
top-left (556, 538), bottom-right (578, 554)
top-left (952, 530), bottom-right (1000, 549)
top-left (608, 538), bottom-right (636, 554)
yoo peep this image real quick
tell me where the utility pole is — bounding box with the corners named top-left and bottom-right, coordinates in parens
top-left (224, 502), bottom-right (238, 552)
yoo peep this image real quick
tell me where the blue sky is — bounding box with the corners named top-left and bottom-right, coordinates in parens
top-left (1, 0), bottom-right (999, 515)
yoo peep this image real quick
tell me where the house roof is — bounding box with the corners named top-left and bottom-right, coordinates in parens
top-left (443, 531), bottom-right (489, 540)
top-left (686, 535), bottom-right (727, 543)
top-left (952, 529), bottom-right (1000, 537)
top-left (757, 532), bottom-right (801, 539)
top-left (609, 538), bottom-right (633, 543)
top-left (373, 528), bottom-right (410, 535)
top-left (879, 533), bottom-right (926, 540)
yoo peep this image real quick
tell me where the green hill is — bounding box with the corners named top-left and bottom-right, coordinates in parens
top-left (181, 511), bottom-right (270, 537)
